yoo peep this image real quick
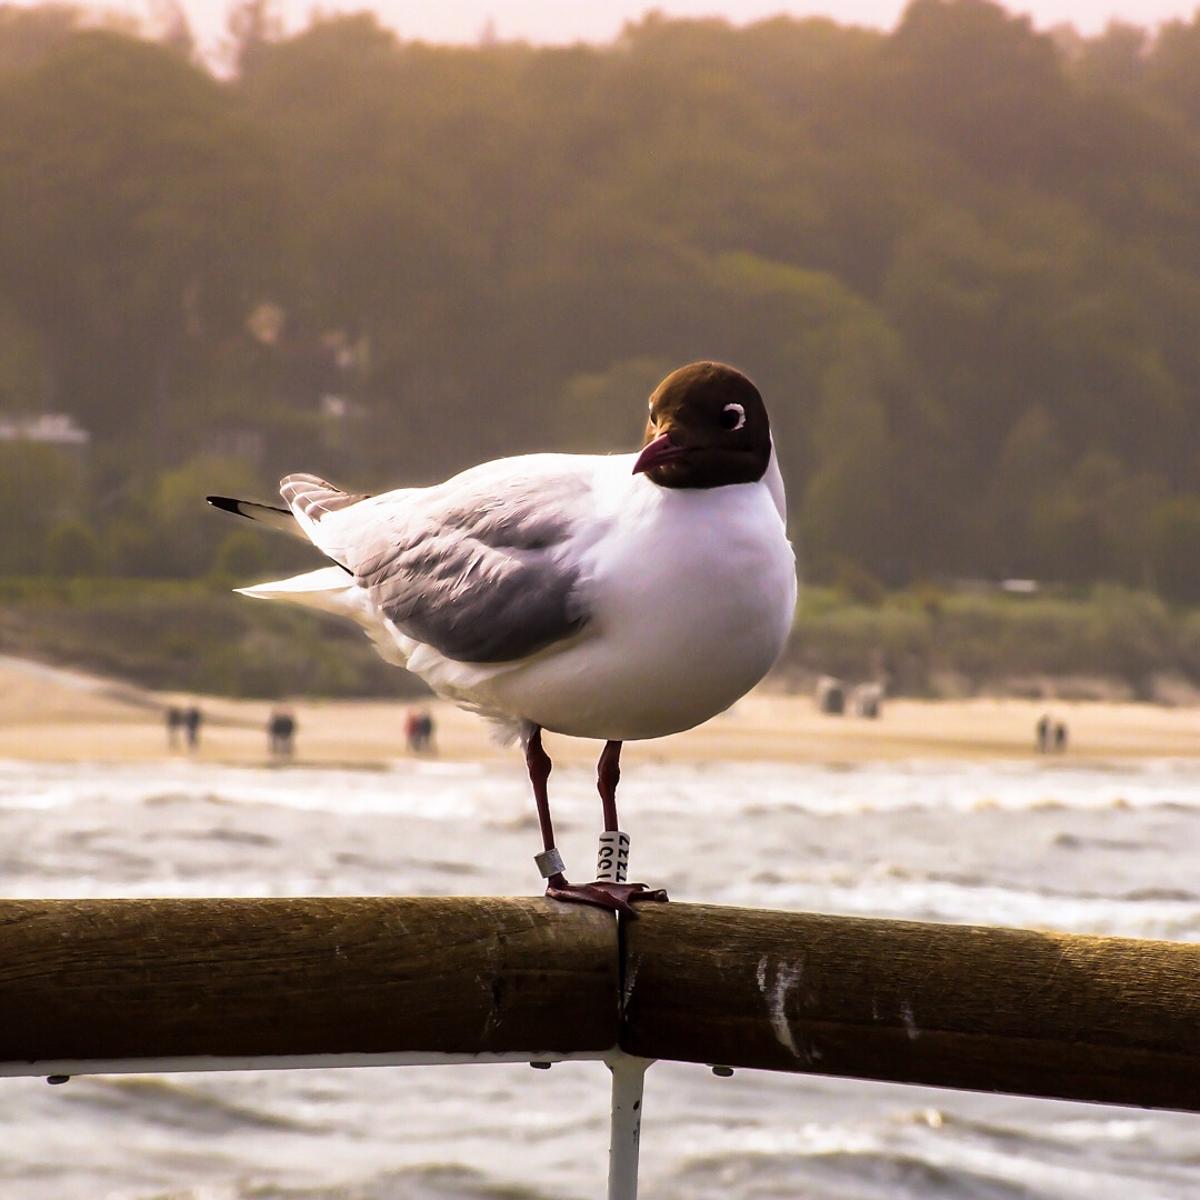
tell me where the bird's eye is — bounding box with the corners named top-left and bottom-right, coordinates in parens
top-left (721, 402), bottom-right (746, 431)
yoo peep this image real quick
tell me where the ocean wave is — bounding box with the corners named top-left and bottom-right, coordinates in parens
top-left (2, 757), bottom-right (1200, 820)
top-left (671, 1146), bottom-right (1049, 1200)
top-left (62, 1076), bottom-right (317, 1135)
top-left (713, 872), bottom-right (1200, 939)
top-left (668, 1111), bottom-right (1195, 1200)
top-left (133, 1164), bottom-right (553, 1199)
top-left (0, 760), bottom-right (500, 818)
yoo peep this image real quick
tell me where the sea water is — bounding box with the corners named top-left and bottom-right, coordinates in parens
top-left (2, 755), bottom-right (1199, 1199)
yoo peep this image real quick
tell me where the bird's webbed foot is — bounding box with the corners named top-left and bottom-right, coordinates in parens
top-left (545, 876), bottom-right (669, 918)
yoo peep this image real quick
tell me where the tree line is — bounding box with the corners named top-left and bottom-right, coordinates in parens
top-left (2, 0), bottom-right (1200, 600)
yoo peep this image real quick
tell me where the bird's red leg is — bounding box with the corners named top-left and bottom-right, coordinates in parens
top-left (526, 726), bottom-right (558, 864)
top-left (588, 739), bottom-right (668, 912)
top-left (526, 728), bottom-right (660, 917)
top-left (598, 738), bottom-right (621, 833)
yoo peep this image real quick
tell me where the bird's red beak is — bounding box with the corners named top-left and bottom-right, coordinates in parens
top-left (633, 432), bottom-right (686, 475)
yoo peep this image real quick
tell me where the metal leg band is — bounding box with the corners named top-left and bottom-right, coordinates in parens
top-left (535, 847), bottom-right (565, 879)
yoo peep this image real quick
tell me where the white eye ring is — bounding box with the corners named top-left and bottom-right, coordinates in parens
top-left (722, 402), bottom-right (746, 431)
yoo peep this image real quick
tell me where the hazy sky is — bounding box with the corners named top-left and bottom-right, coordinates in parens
top-left (61, 0), bottom-right (1200, 57)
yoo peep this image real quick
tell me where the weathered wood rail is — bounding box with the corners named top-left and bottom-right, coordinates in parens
top-left (2, 897), bottom-right (1199, 1114)
top-left (623, 903), bottom-right (1200, 1111)
top-left (0, 897), bottom-right (615, 1071)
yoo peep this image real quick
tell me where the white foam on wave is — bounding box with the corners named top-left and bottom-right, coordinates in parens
top-left (666, 1101), bottom-right (1191, 1200)
top-left (0, 758), bottom-right (506, 818)
top-left (0, 875), bottom-right (347, 900)
top-left (3, 756), bottom-right (1197, 819)
top-left (672, 1119), bottom-right (883, 1160)
top-left (613, 758), bottom-right (1200, 820)
top-left (713, 874), bottom-right (1200, 941)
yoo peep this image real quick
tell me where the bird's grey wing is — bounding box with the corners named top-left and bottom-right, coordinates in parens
top-left (281, 473), bottom-right (373, 521)
top-left (309, 469), bottom-right (599, 664)
top-left (279, 473), bottom-right (373, 568)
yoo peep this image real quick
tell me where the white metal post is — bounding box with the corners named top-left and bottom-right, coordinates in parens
top-left (606, 1053), bottom-right (652, 1200)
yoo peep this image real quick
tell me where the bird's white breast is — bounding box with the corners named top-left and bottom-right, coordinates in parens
top-left (481, 457), bottom-right (797, 741)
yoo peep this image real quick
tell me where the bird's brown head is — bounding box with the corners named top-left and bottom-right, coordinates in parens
top-left (632, 362), bottom-right (771, 489)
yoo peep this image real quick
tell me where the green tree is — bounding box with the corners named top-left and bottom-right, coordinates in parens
top-left (1145, 13), bottom-right (1200, 127)
top-left (148, 455), bottom-right (261, 577)
top-left (45, 519), bottom-right (103, 576)
top-left (0, 31), bottom-right (279, 438)
top-left (0, 4), bottom-right (83, 74)
top-left (884, 0), bottom-right (1069, 178)
top-left (1149, 497), bottom-right (1200, 603)
top-left (1074, 21), bottom-right (1147, 92)
top-left (556, 357), bottom-right (673, 452)
top-left (0, 444), bottom-right (83, 573)
top-left (212, 528), bottom-right (269, 580)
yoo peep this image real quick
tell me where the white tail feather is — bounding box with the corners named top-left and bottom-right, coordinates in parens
top-left (236, 567), bottom-right (354, 616)
top-left (237, 566), bottom-right (407, 666)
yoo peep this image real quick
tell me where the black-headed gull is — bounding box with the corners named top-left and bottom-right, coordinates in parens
top-left (209, 362), bottom-right (796, 914)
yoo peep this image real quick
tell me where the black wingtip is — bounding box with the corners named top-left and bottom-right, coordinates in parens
top-left (207, 495), bottom-right (243, 515)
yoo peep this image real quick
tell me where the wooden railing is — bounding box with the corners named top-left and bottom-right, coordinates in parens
top-left (4, 897), bottom-right (1199, 1196)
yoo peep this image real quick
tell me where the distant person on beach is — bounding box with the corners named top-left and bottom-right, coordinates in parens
top-left (420, 710), bottom-right (435, 752)
top-left (268, 709), bottom-right (296, 757)
top-left (851, 683), bottom-right (882, 719)
top-left (1054, 722), bottom-right (1068, 753)
top-left (183, 705), bottom-right (202, 750)
top-left (166, 706), bottom-right (183, 750)
top-left (1036, 714), bottom-right (1051, 753)
top-left (405, 708), bottom-right (435, 753)
top-left (816, 676), bottom-right (845, 715)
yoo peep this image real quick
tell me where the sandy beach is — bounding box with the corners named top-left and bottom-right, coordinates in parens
top-left (1, 654), bottom-right (1197, 767)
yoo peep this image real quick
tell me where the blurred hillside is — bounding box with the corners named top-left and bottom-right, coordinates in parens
top-left (2, 0), bottom-right (1200, 694)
